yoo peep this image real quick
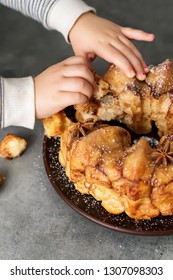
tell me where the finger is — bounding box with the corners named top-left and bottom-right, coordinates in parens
top-left (55, 91), bottom-right (88, 108)
top-left (111, 40), bottom-right (146, 80)
top-left (72, 48), bottom-right (96, 70)
top-left (74, 50), bottom-right (96, 62)
top-left (122, 27), bottom-right (155, 41)
top-left (119, 36), bottom-right (149, 72)
top-left (63, 55), bottom-right (92, 70)
top-left (60, 77), bottom-right (93, 99)
top-left (63, 64), bottom-right (95, 88)
top-left (98, 43), bottom-right (136, 78)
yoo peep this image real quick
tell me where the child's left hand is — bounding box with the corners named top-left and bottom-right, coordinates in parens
top-left (69, 12), bottom-right (154, 81)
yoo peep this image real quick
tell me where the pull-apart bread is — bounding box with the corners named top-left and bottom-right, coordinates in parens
top-left (42, 59), bottom-right (173, 220)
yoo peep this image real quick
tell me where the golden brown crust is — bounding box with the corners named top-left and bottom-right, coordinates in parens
top-left (0, 134), bottom-right (27, 159)
top-left (58, 118), bottom-right (173, 220)
top-left (146, 59), bottom-right (173, 98)
top-left (42, 111), bottom-right (72, 138)
top-left (75, 59), bottom-right (173, 137)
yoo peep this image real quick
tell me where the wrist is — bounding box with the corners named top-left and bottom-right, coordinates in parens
top-left (69, 12), bottom-right (97, 43)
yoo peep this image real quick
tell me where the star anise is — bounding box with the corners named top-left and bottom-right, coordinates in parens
top-left (151, 136), bottom-right (173, 166)
top-left (68, 123), bottom-right (95, 149)
top-left (72, 122), bottom-right (96, 138)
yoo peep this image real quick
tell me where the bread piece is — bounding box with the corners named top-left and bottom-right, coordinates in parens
top-left (42, 111), bottom-right (72, 138)
top-left (0, 172), bottom-right (4, 184)
top-left (0, 134), bottom-right (27, 159)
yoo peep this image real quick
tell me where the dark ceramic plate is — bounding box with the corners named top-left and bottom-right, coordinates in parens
top-left (43, 109), bottom-right (173, 236)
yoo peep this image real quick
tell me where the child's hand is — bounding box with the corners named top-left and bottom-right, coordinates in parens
top-left (34, 56), bottom-right (95, 119)
top-left (69, 13), bottom-right (155, 81)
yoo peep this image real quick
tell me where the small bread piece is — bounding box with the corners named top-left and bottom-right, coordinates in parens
top-left (42, 111), bottom-right (72, 138)
top-left (0, 172), bottom-right (4, 184)
top-left (0, 134), bottom-right (27, 159)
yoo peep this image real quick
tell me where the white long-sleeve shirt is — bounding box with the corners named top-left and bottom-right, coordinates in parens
top-left (0, 0), bottom-right (95, 129)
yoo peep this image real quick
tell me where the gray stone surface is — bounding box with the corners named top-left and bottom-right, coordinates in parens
top-left (0, 0), bottom-right (173, 260)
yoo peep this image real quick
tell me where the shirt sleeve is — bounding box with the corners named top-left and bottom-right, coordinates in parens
top-left (47, 0), bottom-right (96, 42)
top-left (0, 0), bottom-right (96, 42)
top-left (0, 77), bottom-right (35, 129)
top-left (0, 0), bottom-right (58, 26)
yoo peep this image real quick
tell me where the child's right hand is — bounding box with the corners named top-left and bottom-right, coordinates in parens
top-left (34, 56), bottom-right (95, 119)
top-left (69, 13), bottom-right (155, 81)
